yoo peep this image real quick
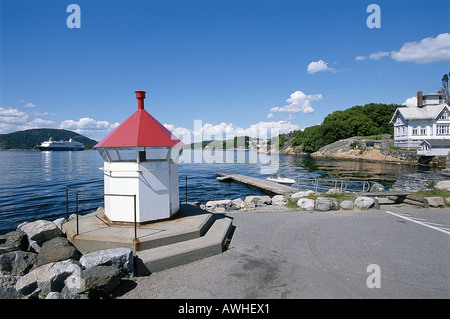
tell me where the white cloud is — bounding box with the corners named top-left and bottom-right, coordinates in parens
top-left (403, 96), bottom-right (418, 108)
top-left (307, 60), bottom-right (336, 74)
top-left (24, 102), bottom-right (36, 108)
top-left (391, 33), bottom-right (450, 63)
top-left (59, 117), bottom-right (120, 141)
top-left (369, 51), bottom-right (390, 60)
top-left (270, 90), bottom-right (322, 115)
top-left (359, 33), bottom-right (450, 64)
top-left (0, 107), bottom-right (29, 124)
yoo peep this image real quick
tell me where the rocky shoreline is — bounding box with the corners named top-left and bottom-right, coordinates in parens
top-left (0, 217), bottom-right (134, 299)
top-left (2, 180), bottom-right (450, 299)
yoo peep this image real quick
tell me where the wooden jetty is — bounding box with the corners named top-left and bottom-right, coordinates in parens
top-left (216, 173), bottom-right (299, 195)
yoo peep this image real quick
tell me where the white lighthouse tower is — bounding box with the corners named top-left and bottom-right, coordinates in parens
top-left (94, 90), bottom-right (184, 224)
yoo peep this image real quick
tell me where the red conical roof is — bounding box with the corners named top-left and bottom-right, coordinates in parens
top-left (94, 91), bottom-right (184, 148)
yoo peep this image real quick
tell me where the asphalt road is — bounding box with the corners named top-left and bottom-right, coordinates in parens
top-left (115, 207), bottom-right (450, 299)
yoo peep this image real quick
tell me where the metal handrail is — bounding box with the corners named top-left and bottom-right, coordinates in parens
top-left (65, 176), bottom-right (189, 241)
top-left (295, 177), bottom-right (372, 193)
top-left (65, 187), bottom-right (137, 240)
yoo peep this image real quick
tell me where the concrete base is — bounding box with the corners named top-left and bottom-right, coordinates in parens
top-left (63, 204), bottom-right (233, 275)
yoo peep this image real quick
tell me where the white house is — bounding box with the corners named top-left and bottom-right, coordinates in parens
top-left (390, 90), bottom-right (450, 155)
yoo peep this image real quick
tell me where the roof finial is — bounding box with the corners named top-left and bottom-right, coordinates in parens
top-left (135, 90), bottom-right (146, 109)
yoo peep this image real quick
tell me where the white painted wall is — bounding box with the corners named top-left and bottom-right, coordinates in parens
top-left (103, 160), bottom-right (180, 223)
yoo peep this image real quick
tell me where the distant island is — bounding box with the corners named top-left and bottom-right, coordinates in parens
top-left (0, 128), bottom-right (98, 150)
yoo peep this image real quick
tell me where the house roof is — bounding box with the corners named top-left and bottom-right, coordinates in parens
top-left (420, 139), bottom-right (450, 147)
top-left (95, 92), bottom-right (184, 148)
top-left (390, 103), bottom-right (449, 123)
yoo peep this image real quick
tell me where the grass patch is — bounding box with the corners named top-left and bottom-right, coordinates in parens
top-left (411, 189), bottom-right (450, 198)
top-left (304, 192), bottom-right (357, 203)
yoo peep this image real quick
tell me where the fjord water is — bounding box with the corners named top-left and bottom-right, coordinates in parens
top-left (0, 150), bottom-right (445, 234)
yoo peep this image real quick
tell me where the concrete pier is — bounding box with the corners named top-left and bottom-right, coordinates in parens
top-left (216, 173), bottom-right (299, 195)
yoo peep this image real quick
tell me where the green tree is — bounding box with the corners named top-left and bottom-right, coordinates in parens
top-left (443, 72), bottom-right (450, 105)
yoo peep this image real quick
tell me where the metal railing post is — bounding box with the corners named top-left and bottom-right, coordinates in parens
top-left (133, 195), bottom-right (137, 241)
top-left (75, 192), bottom-right (79, 235)
top-left (185, 176), bottom-right (188, 204)
top-left (65, 187), bottom-right (69, 219)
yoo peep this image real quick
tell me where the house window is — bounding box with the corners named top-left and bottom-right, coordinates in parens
top-left (412, 127), bottom-right (418, 135)
top-left (436, 125), bottom-right (450, 135)
top-left (440, 111), bottom-right (448, 120)
top-left (420, 127), bottom-right (427, 135)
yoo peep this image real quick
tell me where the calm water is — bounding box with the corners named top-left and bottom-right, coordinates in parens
top-left (0, 149), bottom-right (445, 234)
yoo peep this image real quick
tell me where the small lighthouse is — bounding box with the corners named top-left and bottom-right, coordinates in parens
top-left (94, 90), bottom-right (184, 224)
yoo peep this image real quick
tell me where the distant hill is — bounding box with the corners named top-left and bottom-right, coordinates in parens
top-left (0, 128), bottom-right (98, 150)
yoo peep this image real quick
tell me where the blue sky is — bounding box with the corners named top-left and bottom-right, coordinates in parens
top-left (1, 0), bottom-right (449, 143)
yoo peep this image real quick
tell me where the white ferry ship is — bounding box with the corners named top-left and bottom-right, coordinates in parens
top-left (38, 137), bottom-right (85, 151)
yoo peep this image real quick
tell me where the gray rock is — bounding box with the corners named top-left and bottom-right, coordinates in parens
top-left (340, 200), bottom-right (354, 210)
top-left (370, 182), bottom-right (385, 192)
top-left (52, 217), bottom-right (67, 233)
top-left (354, 197), bottom-right (375, 209)
top-left (17, 220), bottom-right (63, 251)
top-left (205, 199), bottom-right (231, 209)
top-left (315, 197), bottom-right (332, 211)
top-left (0, 285), bottom-right (24, 299)
top-left (0, 231), bottom-right (28, 254)
top-left (63, 265), bottom-right (120, 298)
top-left (435, 180), bottom-right (450, 190)
top-left (297, 198), bottom-right (315, 211)
top-left (45, 291), bottom-right (88, 299)
top-left (36, 237), bottom-right (81, 267)
top-left (329, 198), bottom-right (339, 210)
top-left (79, 248), bottom-right (133, 275)
top-left (230, 198), bottom-right (245, 209)
top-left (244, 196), bottom-right (271, 206)
top-left (271, 195), bottom-right (287, 206)
top-left (291, 191), bottom-right (309, 200)
top-left (0, 251), bottom-right (37, 276)
top-left (15, 259), bottom-right (81, 298)
top-left (424, 197), bottom-right (445, 208)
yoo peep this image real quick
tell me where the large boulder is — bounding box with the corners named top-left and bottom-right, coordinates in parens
top-left (17, 220), bottom-right (63, 252)
top-left (15, 259), bottom-right (82, 298)
top-left (63, 265), bottom-right (121, 298)
top-left (45, 291), bottom-right (88, 299)
top-left (315, 197), bottom-right (332, 211)
top-left (244, 196), bottom-right (272, 206)
top-left (0, 251), bottom-right (37, 276)
top-left (79, 248), bottom-right (133, 275)
top-left (297, 198), bottom-right (315, 211)
top-left (370, 183), bottom-right (385, 192)
top-left (340, 200), bottom-right (354, 210)
top-left (424, 197), bottom-right (445, 208)
top-left (435, 180), bottom-right (450, 190)
top-left (271, 195), bottom-right (287, 206)
top-left (354, 197), bottom-right (375, 209)
top-left (314, 197), bottom-right (338, 211)
top-left (291, 191), bottom-right (310, 200)
top-left (36, 237), bottom-right (82, 267)
top-left (0, 231), bottom-right (28, 254)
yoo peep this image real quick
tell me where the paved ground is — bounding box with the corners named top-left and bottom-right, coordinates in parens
top-left (113, 206), bottom-right (450, 299)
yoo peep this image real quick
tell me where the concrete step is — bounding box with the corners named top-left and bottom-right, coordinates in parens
top-left (135, 215), bottom-right (233, 275)
top-left (64, 205), bottom-right (215, 253)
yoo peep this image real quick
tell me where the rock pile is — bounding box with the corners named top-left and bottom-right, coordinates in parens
top-left (0, 217), bottom-right (133, 299)
top-left (200, 191), bottom-right (377, 214)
